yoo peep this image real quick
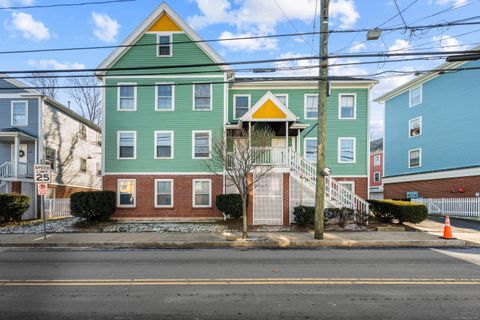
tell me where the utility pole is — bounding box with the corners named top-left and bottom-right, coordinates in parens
top-left (314, 0), bottom-right (329, 239)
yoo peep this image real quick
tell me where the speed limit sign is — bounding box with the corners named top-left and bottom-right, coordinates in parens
top-left (34, 164), bottom-right (51, 183)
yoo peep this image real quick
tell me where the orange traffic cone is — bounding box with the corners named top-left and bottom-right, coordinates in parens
top-left (441, 215), bottom-right (455, 239)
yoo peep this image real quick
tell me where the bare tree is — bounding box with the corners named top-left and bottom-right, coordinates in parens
top-left (204, 128), bottom-right (275, 239)
top-left (67, 77), bottom-right (101, 125)
top-left (29, 72), bottom-right (59, 99)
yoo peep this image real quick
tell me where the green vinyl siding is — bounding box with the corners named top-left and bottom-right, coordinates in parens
top-left (106, 33), bottom-right (222, 75)
top-left (228, 88), bottom-right (368, 176)
top-left (105, 78), bottom-right (224, 173)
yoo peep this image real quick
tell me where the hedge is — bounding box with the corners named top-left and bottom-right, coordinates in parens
top-left (368, 199), bottom-right (428, 223)
top-left (0, 194), bottom-right (30, 223)
top-left (293, 206), bottom-right (315, 227)
top-left (216, 194), bottom-right (243, 219)
top-left (70, 191), bottom-right (116, 221)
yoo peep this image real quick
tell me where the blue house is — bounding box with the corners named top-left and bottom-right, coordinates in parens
top-left (375, 52), bottom-right (480, 199)
top-left (0, 75), bottom-right (102, 219)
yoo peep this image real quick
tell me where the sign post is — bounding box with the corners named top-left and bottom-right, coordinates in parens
top-left (34, 164), bottom-right (51, 240)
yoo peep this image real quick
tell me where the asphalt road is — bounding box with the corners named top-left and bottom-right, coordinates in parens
top-left (1, 248), bottom-right (479, 320)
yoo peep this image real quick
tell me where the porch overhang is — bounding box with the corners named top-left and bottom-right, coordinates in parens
top-left (0, 128), bottom-right (37, 142)
top-left (239, 91), bottom-right (298, 123)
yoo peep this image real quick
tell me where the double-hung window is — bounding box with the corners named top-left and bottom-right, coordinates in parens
top-left (156, 84), bottom-right (174, 111)
top-left (45, 147), bottom-right (56, 171)
top-left (193, 179), bottom-right (211, 207)
top-left (118, 179), bottom-right (136, 207)
top-left (193, 131), bottom-right (211, 159)
top-left (155, 179), bottom-right (173, 207)
top-left (304, 94), bottom-right (318, 119)
top-left (155, 131), bottom-right (173, 159)
top-left (118, 131), bottom-right (136, 159)
top-left (409, 85), bottom-right (422, 107)
top-left (373, 155), bottom-right (381, 166)
top-left (339, 94), bottom-right (356, 119)
top-left (157, 34), bottom-right (172, 57)
top-left (338, 137), bottom-right (356, 163)
top-left (305, 138), bottom-right (317, 163)
top-left (234, 95), bottom-right (250, 119)
top-left (409, 148), bottom-right (421, 168)
top-left (11, 101), bottom-right (28, 126)
top-left (80, 158), bottom-right (87, 173)
top-left (118, 84), bottom-right (136, 111)
top-left (79, 124), bottom-right (87, 140)
top-left (275, 94), bottom-right (288, 107)
top-left (409, 116), bottom-right (422, 137)
top-left (193, 84), bottom-right (212, 110)
top-left (374, 172), bottom-right (381, 182)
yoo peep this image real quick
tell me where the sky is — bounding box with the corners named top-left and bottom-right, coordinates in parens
top-left (1, 0), bottom-right (479, 138)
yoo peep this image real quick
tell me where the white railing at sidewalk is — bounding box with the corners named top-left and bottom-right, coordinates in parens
top-left (413, 198), bottom-right (480, 221)
top-left (45, 199), bottom-right (72, 219)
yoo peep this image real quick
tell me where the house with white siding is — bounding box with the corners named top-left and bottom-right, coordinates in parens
top-left (0, 74), bottom-right (102, 219)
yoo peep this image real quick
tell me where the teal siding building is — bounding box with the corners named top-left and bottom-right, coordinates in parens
top-left (99, 2), bottom-right (375, 224)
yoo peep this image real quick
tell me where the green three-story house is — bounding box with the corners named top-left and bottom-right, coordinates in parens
top-left (98, 2), bottom-right (376, 225)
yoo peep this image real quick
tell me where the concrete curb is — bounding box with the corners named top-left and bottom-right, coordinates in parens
top-left (0, 239), bottom-right (468, 249)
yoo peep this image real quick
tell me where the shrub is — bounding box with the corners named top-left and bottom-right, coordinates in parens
top-left (0, 194), bottom-right (30, 223)
top-left (70, 191), bottom-right (116, 221)
top-left (216, 194), bottom-right (243, 219)
top-left (293, 206), bottom-right (315, 227)
top-left (324, 207), bottom-right (356, 227)
top-left (368, 199), bottom-right (428, 223)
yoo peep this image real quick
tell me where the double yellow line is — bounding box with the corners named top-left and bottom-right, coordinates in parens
top-left (2, 278), bottom-right (480, 286)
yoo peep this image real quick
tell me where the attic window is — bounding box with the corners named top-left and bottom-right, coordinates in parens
top-left (157, 34), bottom-right (172, 57)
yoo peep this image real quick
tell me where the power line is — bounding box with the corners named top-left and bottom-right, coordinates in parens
top-left (2, 19), bottom-right (480, 56)
top-left (377, 0), bottom-right (418, 28)
top-left (393, 0), bottom-right (409, 28)
top-left (0, 0), bottom-right (135, 10)
top-left (4, 65), bottom-right (480, 91)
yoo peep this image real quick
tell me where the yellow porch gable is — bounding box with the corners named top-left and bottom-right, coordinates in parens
top-left (148, 13), bottom-right (182, 32)
top-left (252, 99), bottom-right (287, 119)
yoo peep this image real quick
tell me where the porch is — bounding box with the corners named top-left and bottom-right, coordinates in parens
top-left (0, 128), bottom-right (37, 180)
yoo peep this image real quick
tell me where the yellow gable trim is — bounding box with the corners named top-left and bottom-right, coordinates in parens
top-left (148, 13), bottom-right (182, 32)
top-left (252, 99), bottom-right (287, 119)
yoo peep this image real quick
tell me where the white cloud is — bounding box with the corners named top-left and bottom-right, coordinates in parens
top-left (349, 41), bottom-right (366, 53)
top-left (188, 0), bottom-right (359, 51)
top-left (91, 12), bottom-right (120, 43)
top-left (432, 0), bottom-right (468, 8)
top-left (388, 39), bottom-right (411, 53)
top-left (218, 31), bottom-right (278, 51)
top-left (432, 35), bottom-right (465, 51)
top-left (0, 0), bottom-right (36, 8)
top-left (28, 59), bottom-right (85, 70)
top-left (9, 12), bottom-right (50, 41)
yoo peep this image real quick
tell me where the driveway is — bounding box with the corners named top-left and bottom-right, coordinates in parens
top-left (406, 217), bottom-right (480, 245)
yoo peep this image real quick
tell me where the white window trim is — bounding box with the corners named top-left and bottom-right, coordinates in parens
top-left (408, 148), bottom-right (422, 168)
top-left (373, 155), bottom-right (381, 166)
top-left (193, 83), bottom-right (213, 111)
top-left (338, 181), bottom-right (355, 192)
top-left (233, 94), bottom-right (251, 120)
top-left (192, 130), bottom-right (212, 159)
top-left (408, 116), bottom-right (422, 138)
top-left (154, 130), bottom-right (174, 159)
top-left (156, 33), bottom-right (173, 57)
top-left (338, 93), bottom-right (357, 120)
top-left (117, 131), bottom-right (137, 160)
top-left (154, 179), bottom-right (174, 208)
top-left (117, 179), bottom-right (136, 208)
top-left (338, 137), bottom-right (357, 164)
top-left (192, 179), bottom-right (212, 208)
top-left (274, 94), bottom-right (289, 107)
top-left (117, 83), bottom-right (137, 111)
top-left (409, 85), bottom-right (422, 108)
top-left (155, 82), bottom-right (175, 111)
top-left (304, 94), bottom-right (318, 120)
top-left (304, 137), bottom-right (317, 163)
top-left (11, 100), bottom-right (28, 126)
top-left (373, 171), bottom-right (381, 182)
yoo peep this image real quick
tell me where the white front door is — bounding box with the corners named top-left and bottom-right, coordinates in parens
top-left (11, 144), bottom-right (28, 163)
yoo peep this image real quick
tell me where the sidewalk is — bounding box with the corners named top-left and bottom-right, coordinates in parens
top-left (405, 217), bottom-right (480, 246)
top-left (0, 230), bottom-right (468, 249)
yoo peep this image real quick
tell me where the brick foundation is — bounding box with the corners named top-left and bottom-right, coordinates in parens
top-left (333, 177), bottom-right (368, 199)
top-left (384, 175), bottom-right (480, 199)
top-left (103, 175), bottom-right (224, 219)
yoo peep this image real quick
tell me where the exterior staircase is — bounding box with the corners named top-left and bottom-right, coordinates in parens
top-left (288, 149), bottom-right (370, 214)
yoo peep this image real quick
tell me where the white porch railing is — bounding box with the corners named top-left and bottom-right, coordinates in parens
top-left (413, 198), bottom-right (480, 221)
top-left (0, 161), bottom-right (34, 179)
top-left (45, 199), bottom-right (72, 219)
